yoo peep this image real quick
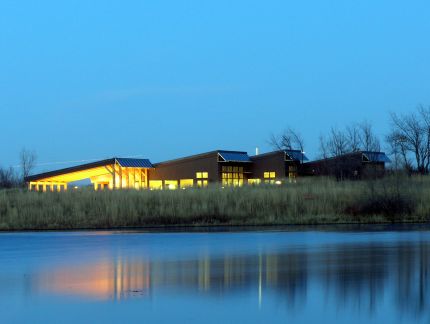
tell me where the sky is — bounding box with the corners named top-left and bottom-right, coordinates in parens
top-left (1, 0), bottom-right (430, 172)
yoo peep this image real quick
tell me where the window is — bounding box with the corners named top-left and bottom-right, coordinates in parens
top-left (288, 166), bottom-right (297, 183)
top-left (196, 172), bottom-right (208, 187)
top-left (222, 166), bottom-right (244, 186)
top-left (248, 179), bottom-right (261, 185)
top-left (180, 179), bottom-right (194, 188)
top-left (264, 171), bottom-right (276, 184)
top-left (164, 180), bottom-right (178, 190)
top-left (149, 180), bottom-right (163, 190)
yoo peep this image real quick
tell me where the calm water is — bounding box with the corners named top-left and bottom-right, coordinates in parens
top-left (1, 226), bottom-right (430, 323)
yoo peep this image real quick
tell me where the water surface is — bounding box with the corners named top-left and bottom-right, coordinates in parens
top-left (1, 225), bottom-right (429, 323)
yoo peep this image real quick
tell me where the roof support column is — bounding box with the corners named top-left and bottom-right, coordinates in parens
top-left (112, 163), bottom-right (116, 189)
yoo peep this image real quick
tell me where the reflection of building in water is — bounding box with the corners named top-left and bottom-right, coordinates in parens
top-left (30, 242), bottom-right (430, 319)
top-left (32, 257), bottom-right (151, 300)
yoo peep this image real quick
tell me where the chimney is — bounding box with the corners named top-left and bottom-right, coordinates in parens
top-left (255, 147), bottom-right (259, 156)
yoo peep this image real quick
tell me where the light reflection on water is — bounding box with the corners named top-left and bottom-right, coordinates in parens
top-left (1, 227), bottom-right (430, 323)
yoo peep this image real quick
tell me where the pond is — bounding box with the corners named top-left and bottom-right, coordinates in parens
top-left (1, 225), bottom-right (429, 323)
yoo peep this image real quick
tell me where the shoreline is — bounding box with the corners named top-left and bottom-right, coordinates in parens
top-left (0, 220), bottom-right (430, 233)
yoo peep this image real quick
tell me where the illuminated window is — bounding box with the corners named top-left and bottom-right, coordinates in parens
top-left (222, 166), bottom-right (244, 186)
top-left (264, 171), bottom-right (276, 184)
top-left (196, 172), bottom-right (208, 187)
top-left (149, 180), bottom-right (163, 190)
top-left (164, 180), bottom-right (178, 190)
top-left (288, 166), bottom-right (298, 183)
top-left (180, 179), bottom-right (194, 188)
top-left (197, 180), bottom-right (208, 187)
top-left (248, 179), bottom-right (261, 185)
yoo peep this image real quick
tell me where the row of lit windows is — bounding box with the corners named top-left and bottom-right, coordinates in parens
top-left (222, 166), bottom-right (244, 173)
top-left (149, 171), bottom-right (281, 190)
top-left (149, 179), bottom-right (207, 190)
top-left (196, 172), bottom-right (208, 179)
top-left (222, 179), bottom-right (244, 186)
top-left (222, 173), bottom-right (244, 179)
top-left (263, 172), bottom-right (276, 179)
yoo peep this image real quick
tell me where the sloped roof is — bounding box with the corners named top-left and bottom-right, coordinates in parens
top-left (25, 158), bottom-right (153, 182)
top-left (362, 151), bottom-right (391, 163)
top-left (116, 158), bottom-right (153, 168)
top-left (285, 150), bottom-right (309, 162)
top-left (218, 150), bottom-right (251, 162)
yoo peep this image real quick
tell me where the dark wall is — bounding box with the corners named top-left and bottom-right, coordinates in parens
top-left (304, 153), bottom-right (386, 180)
top-left (149, 153), bottom-right (219, 183)
top-left (251, 152), bottom-right (287, 179)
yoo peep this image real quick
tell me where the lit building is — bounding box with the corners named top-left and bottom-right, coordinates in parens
top-left (25, 158), bottom-right (154, 192)
top-left (148, 150), bottom-right (252, 190)
top-left (24, 150), bottom-right (391, 191)
top-left (250, 150), bottom-right (309, 184)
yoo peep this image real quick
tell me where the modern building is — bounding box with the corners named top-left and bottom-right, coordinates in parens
top-left (148, 150), bottom-right (252, 189)
top-left (25, 158), bottom-right (154, 192)
top-left (250, 150), bottom-right (309, 184)
top-left (24, 149), bottom-right (390, 191)
top-left (303, 151), bottom-right (391, 180)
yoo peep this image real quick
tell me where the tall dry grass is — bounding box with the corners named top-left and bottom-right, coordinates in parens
top-left (0, 176), bottom-right (429, 230)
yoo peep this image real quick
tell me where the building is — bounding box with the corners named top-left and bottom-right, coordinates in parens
top-left (148, 150), bottom-right (252, 189)
top-left (303, 151), bottom-right (391, 180)
top-left (24, 149), bottom-right (391, 191)
top-left (250, 150), bottom-right (308, 184)
top-left (25, 158), bottom-right (154, 192)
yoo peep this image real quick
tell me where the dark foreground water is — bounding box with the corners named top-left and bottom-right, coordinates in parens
top-left (1, 225), bottom-right (430, 324)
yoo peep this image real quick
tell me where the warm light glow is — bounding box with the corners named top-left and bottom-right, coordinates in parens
top-left (180, 179), bottom-right (194, 188)
top-left (28, 164), bottom-right (150, 192)
top-left (149, 180), bottom-right (163, 190)
top-left (248, 179), bottom-right (261, 185)
top-left (197, 180), bottom-right (208, 188)
top-left (263, 171), bottom-right (276, 184)
top-left (164, 180), bottom-right (178, 190)
top-left (221, 166), bottom-right (244, 187)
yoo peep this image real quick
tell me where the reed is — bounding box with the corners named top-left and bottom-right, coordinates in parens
top-left (0, 175), bottom-right (429, 230)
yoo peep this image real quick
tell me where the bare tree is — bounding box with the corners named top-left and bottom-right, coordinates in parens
top-left (418, 105), bottom-right (430, 172)
top-left (386, 132), bottom-right (413, 172)
top-left (346, 124), bottom-right (361, 152)
top-left (387, 107), bottom-right (430, 174)
top-left (358, 121), bottom-right (381, 152)
top-left (20, 148), bottom-right (37, 182)
top-left (0, 167), bottom-right (19, 189)
top-left (320, 121), bottom-right (381, 159)
top-left (327, 127), bottom-right (349, 157)
top-left (269, 128), bottom-right (305, 153)
top-left (318, 134), bottom-right (329, 159)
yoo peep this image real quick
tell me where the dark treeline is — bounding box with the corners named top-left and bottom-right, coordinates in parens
top-left (0, 149), bottom-right (36, 189)
top-left (270, 105), bottom-right (430, 175)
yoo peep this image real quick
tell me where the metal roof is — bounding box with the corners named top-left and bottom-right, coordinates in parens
top-left (285, 150), bottom-right (309, 162)
top-left (25, 157), bottom-right (153, 182)
top-left (362, 152), bottom-right (391, 163)
top-left (116, 158), bottom-right (153, 168)
top-left (218, 151), bottom-right (251, 162)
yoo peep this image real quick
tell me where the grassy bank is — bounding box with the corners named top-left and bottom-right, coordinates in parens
top-left (0, 176), bottom-right (429, 230)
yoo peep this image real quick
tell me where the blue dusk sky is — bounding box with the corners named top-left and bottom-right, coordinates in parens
top-left (1, 0), bottom-right (430, 171)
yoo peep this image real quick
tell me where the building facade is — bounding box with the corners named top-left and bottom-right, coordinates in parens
top-left (148, 150), bottom-right (252, 189)
top-left (303, 151), bottom-right (391, 180)
top-left (25, 150), bottom-right (391, 191)
top-left (250, 150), bottom-right (308, 184)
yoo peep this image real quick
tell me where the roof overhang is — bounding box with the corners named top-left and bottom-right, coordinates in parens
top-left (25, 158), bottom-right (154, 183)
